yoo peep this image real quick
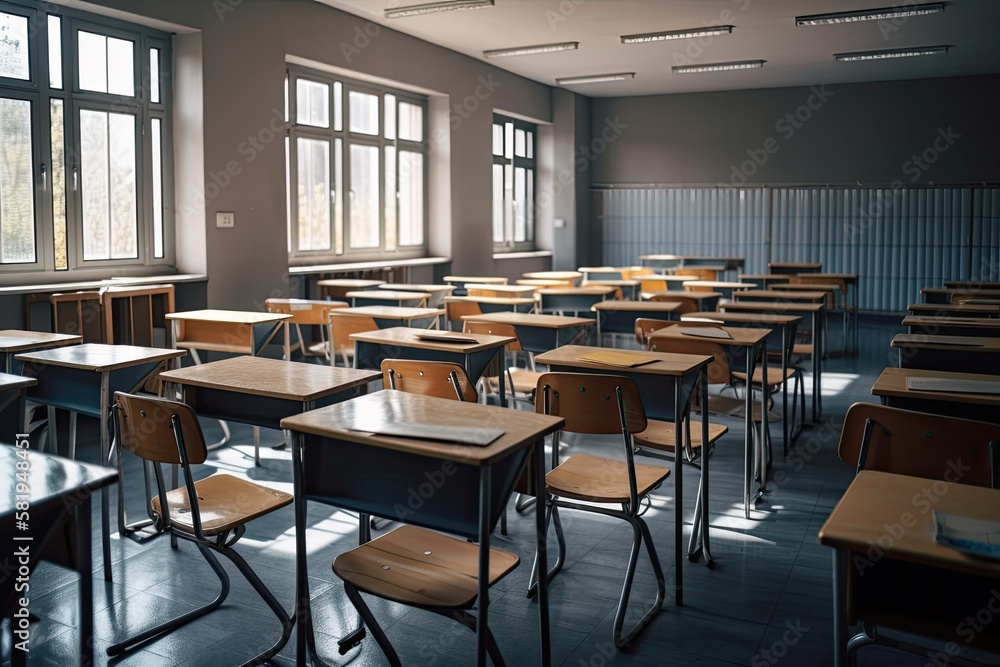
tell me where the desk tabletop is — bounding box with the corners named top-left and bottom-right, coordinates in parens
top-left (0, 372), bottom-right (36, 390)
top-left (640, 254), bottom-right (744, 263)
top-left (159, 356), bottom-right (379, 401)
top-left (16, 343), bottom-right (185, 372)
top-left (465, 283), bottom-right (538, 294)
top-left (871, 367), bottom-right (1000, 407)
top-left (316, 278), bottom-right (386, 288)
top-left (165, 309), bottom-right (291, 324)
top-left (739, 290), bottom-right (828, 301)
top-left (811, 273), bottom-right (857, 282)
top-left (641, 290), bottom-right (723, 301)
top-left (902, 315), bottom-right (1000, 329)
top-left (462, 312), bottom-right (594, 329)
top-left (536, 285), bottom-right (614, 296)
top-left (722, 301), bottom-right (823, 314)
top-left (591, 301), bottom-right (681, 313)
top-left (908, 303), bottom-right (1000, 316)
top-left (683, 311), bottom-right (801, 325)
top-left (648, 325), bottom-right (770, 348)
top-left (0, 447), bottom-right (116, 514)
top-left (818, 471), bottom-right (1000, 578)
top-left (772, 283), bottom-right (840, 292)
top-left (351, 326), bottom-right (514, 353)
top-left (768, 262), bottom-right (822, 270)
top-left (581, 279), bottom-right (640, 287)
top-left (265, 298), bottom-right (349, 310)
top-left (890, 334), bottom-right (1000, 352)
top-left (0, 330), bottom-right (82, 353)
top-left (347, 290), bottom-right (431, 300)
top-left (522, 271), bottom-right (583, 281)
top-left (280, 390), bottom-right (563, 466)
top-left (329, 306), bottom-right (444, 320)
top-left (681, 281), bottom-right (757, 289)
top-left (443, 275), bottom-right (508, 285)
top-left (535, 344), bottom-right (711, 377)
top-left (378, 284), bottom-right (456, 294)
top-left (921, 288), bottom-right (1000, 298)
top-left (444, 296), bottom-right (537, 306)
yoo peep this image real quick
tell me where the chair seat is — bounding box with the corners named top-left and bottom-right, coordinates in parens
top-left (792, 343), bottom-right (813, 356)
top-left (633, 418), bottom-right (729, 452)
top-left (152, 474), bottom-right (292, 536)
top-left (732, 367), bottom-right (797, 387)
top-left (547, 453), bottom-right (670, 504)
top-left (333, 524), bottom-right (519, 610)
top-left (485, 368), bottom-right (544, 396)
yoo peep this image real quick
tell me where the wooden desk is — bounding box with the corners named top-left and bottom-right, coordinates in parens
top-left (443, 276), bottom-right (507, 296)
top-left (921, 287), bottom-right (1000, 305)
top-left (350, 327), bottom-right (514, 405)
top-left (377, 283), bottom-right (455, 308)
top-left (461, 312), bottom-right (593, 354)
top-left (682, 281), bottom-right (758, 300)
top-left (768, 262), bottom-right (821, 274)
top-left (581, 278), bottom-right (641, 300)
top-left (522, 271), bottom-right (583, 285)
top-left (533, 344), bottom-right (713, 587)
top-left (346, 289), bottom-right (431, 309)
top-left (870, 366), bottom-right (1000, 423)
top-left (465, 283), bottom-right (538, 298)
top-left (330, 305), bottom-right (444, 330)
top-left (641, 290), bottom-right (723, 313)
top-left (902, 315), bottom-right (1000, 338)
top-left (683, 311), bottom-right (803, 453)
top-left (0, 445), bottom-right (117, 667)
top-left (444, 296), bottom-right (536, 314)
top-left (316, 278), bottom-right (386, 300)
top-left (265, 298), bottom-right (349, 360)
top-left (640, 255), bottom-right (745, 273)
top-left (890, 334), bottom-right (1000, 375)
top-left (0, 373), bottom-right (35, 438)
top-left (0, 330), bottom-right (81, 374)
top-left (722, 301), bottom-right (825, 422)
top-left (536, 286), bottom-right (615, 316)
top-left (166, 309), bottom-right (290, 361)
top-left (908, 303), bottom-right (1000, 318)
top-left (101, 283), bottom-right (175, 347)
top-left (591, 300), bottom-right (681, 341)
top-left (819, 471), bottom-right (1000, 667)
top-left (280, 390), bottom-right (562, 667)
top-left (944, 280), bottom-right (1000, 290)
top-left (647, 326), bottom-right (771, 519)
top-left (159, 356), bottom-right (378, 464)
top-left (15, 344), bottom-right (185, 581)
top-left (738, 274), bottom-right (791, 289)
top-left (577, 266), bottom-right (625, 281)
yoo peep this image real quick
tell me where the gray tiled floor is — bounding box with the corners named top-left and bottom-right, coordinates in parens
top-left (4, 317), bottom-right (995, 665)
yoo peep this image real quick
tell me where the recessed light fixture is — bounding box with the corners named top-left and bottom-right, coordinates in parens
top-left (672, 60), bottom-right (764, 74)
top-left (621, 26), bottom-right (734, 44)
top-left (484, 42), bottom-right (580, 58)
top-left (384, 0), bottom-right (494, 19)
top-left (835, 45), bottom-right (949, 61)
top-left (796, 3), bottom-right (945, 26)
top-left (556, 72), bottom-right (636, 85)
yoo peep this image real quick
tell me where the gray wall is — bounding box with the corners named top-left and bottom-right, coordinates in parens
top-left (591, 75), bottom-right (1000, 187)
top-left (88, 0), bottom-right (555, 309)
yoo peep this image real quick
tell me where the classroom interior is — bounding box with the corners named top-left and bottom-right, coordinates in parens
top-left (1, 0), bottom-right (999, 666)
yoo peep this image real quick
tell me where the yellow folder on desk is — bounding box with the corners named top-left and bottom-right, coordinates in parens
top-left (576, 351), bottom-right (659, 367)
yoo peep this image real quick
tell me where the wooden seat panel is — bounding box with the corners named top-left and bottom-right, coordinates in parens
top-left (634, 418), bottom-right (729, 452)
top-left (546, 453), bottom-right (670, 503)
top-left (152, 474), bottom-right (292, 536)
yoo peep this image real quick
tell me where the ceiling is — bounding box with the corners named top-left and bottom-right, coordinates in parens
top-left (313, 0), bottom-right (1000, 97)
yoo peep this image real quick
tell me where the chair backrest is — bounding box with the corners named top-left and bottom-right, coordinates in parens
top-left (838, 402), bottom-right (1000, 489)
top-left (648, 293), bottom-right (700, 315)
top-left (647, 329), bottom-right (732, 386)
top-left (634, 318), bottom-right (675, 346)
top-left (639, 278), bottom-right (668, 293)
top-left (114, 391), bottom-right (207, 465)
top-left (622, 267), bottom-right (654, 281)
top-left (381, 359), bottom-right (478, 402)
top-left (445, 300), bottom-right (482, 327)
top-left (51, 291), bottom-right (103, 342)
top-left (266, 298), bottom-right (347, 325)
top-left (328, 314), bottom-right (379, 357)
top-left (535, 372), bottom-right (646, 435)
top-left (462, 320), bottom-right (524, 352)
top-left (102, 284), bottom-right (176, 346)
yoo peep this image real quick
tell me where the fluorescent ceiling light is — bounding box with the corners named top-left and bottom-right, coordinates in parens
top-left (556, 72), bottom-right (635, 85)
top-left (621, 25), bottom-right (734, 44)
top-left (835, 45), bottom-right (949, 61)
top-left (796, 3), bottom-right (945, 26)
top-left (384, 0), bottom-right (494, 19)
top-left (672, 60), bottom-right (764, 74)
top-left (484, 42), bottom-right (579, 58)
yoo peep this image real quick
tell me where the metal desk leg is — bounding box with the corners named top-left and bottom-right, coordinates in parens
top-left (759, 349), bottom-right (770, 496)
top-left (476, 467), bottom-right (491, 667)
top-left (76, 495), bottom-right (94, 665)
top-left (100, 375), bottom-right (112, 581)
top-left (673, 383), bottom-right (683, 605)
top-left (812, 311), bottom-right (821, 423)
top-left (534, 438), bottom-right (551, 667)
top-left (816, 310), bottom-right (824, 421)
top-left (782, 327), bottom-right (789, 456)
top-left (687, 372), bottom-right (713, 567)
top-left (833, 549), bottom-right (848, 667)
top-left (743, 349), bottom-right (754, 520)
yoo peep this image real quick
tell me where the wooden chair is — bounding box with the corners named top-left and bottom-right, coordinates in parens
top-left (648, 292), bottom-right (704, 315)
top-left (102, 284), bottom-right (175, 347)
top-left (51, 290), bottom-right (103, 342)
top-left (445, 299), bottom-right (482, 331)
top-left (462, 320), bottom-right (542, 406)
top-left (109, 392), bottom-right (293, 664)
top-left (621, 267), bottom-right (654, 281)
top-left (531, 372), bottom-right (668, 648)
top-left (328, 313), bottom-right (379, 367)
top-left (265, 298), bottom-right (348, 361)
top-left (380, 358), bottom-right (478, 402)
top-left (633, 317), bottom-right (675, 346)
top-left (836, 402), bottom-right (1000, 664)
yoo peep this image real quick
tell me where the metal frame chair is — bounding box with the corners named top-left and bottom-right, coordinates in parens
top-left (328, 313), bottom-right (379, 367)
top-left (108, 392), bottom-right (293, 665)
top-left (381, 358), bottom-right (478, 402)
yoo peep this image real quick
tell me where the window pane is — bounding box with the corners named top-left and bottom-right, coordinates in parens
top-left (348, 91), bottom-right (378, 135)
top-left (398, 151), bottom-right (423, 246)
top-left (0, 12), bottom-right (30, 80)
top-left (349, 143), bottom-right (379, 248)
top-left (526, 168), bottom-right (534, 242)
top-left (334, 138), bottom-right (343, 254)
top-left (78, 31), bottom-right (107, 92)
top-left (0, 97), bottom-right (35, 263)
top-left (492, 124), bottom-right (503, 156)
top-left (333, 81), bottom-right (342, 132)
top-left (527, 131), bottom-right (533, 159)
top-left (51, 99), bottom-right (67, 269)
top-left (296, 79), bottom-right (329, 128)
top-left (151, 118), bottom-right (163, 257)
top-left (48, 16), bottom-right (62, 88)
top-left (296, 137), bottom-right (331, 251)
top-left (384, 146), bottom-right (396, 251)
top-left (492, 164), bottom-right (503, 243)
top-left (398, 102), bottom-right (422, 142)
top-left (504, 122), bottom-right (513, 159)
top-left (80, 109), bottom-right (137, 260)
top-left (384, 94), bottom-right (395, 140)
top-left (514, 166), bottom-right (526, 243)
top-left (515, 128), bottom-right (525, 157)
top-left (107, 36), bottom-right (133, 96)
top-left (149, 47), bottom-right (159, 103)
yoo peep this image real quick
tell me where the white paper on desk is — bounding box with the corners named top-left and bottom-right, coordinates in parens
top-left (677, 326), bottom-right (732, 340)
top-left (905, 377), bottom-right (1000, 394)
top-left (933, 510), bottom-right (1000, 560)
top-left (415, 332), bottom-right (478, 344)
top-left (351, 422), bottom-right (504, 446)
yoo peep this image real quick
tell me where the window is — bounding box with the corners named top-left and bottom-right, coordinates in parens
top-left (493, 114), bottom-right (535, 251)
top-left (0, 1), bottom-right (172, 278)
top-left (286, 66), bottom-right (427, 263)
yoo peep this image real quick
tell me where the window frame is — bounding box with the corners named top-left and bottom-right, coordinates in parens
top-left (0, 0), bottom-right (173, 282)
top-left (492, 113), bottom-right (536, 253)
top-left (286, 64), bottom-right (429, 266)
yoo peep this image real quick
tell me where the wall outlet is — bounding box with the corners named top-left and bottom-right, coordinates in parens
top-left (554, 218), bottom-right (566, 229)
top-left (216, 212), bottom-right (235, 228)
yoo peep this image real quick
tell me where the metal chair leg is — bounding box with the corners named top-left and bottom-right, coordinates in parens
top-left (217, 546), bottom-right (293, 666)
top-left (611, 515), bottom-right (665, 648)
top-left (344, 582), bottom-right (402, 667)
top-left (526, 502), bottom-right (565, 599)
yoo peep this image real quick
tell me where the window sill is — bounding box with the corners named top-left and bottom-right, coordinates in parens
top-left (0, 273), bottom-right (207, 295)
top-left (493, 250), bottom-right (552, 260)
top-left (288, 256), bottom-right (451, 275)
